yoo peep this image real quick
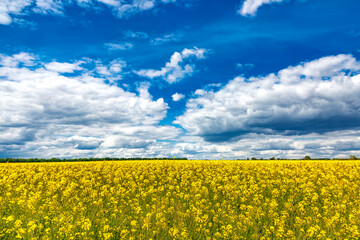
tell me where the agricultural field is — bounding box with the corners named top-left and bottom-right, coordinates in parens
top-left (0, 160), bottom-right (360, 239)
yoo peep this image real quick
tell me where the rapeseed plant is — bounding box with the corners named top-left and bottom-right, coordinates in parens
top-left (0, 160), bottom-right (360, 239)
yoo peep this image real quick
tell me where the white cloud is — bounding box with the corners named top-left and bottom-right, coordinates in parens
top-left (45, 61), bottom-right (84, 73)
top-left (0, 52), bottom-right (36, 67)
top-left (238, 0), bottom-right (285, 16)
top-left (96, 0), bottom-right (120, 7)
top-left (0, 52), bottom-right (182, 158)
top-left (104, 42), bottom-right (134, 51)
top-left (162, 130), bottom-right (360, 160)
top-left (94, 58), bottom-right (126, 82)
top-left (91, 0), bottom-right (181, 19)
top-left (33, 0), bottom-right (64, 14)
top-left (0, 0), bottom-right (180, 25)
top-left (115, 0), bottom-right (155, 18)
top-left (175, 54), bottom-right (360, 142)
top-left (135, 47), bottom-right (207, 83)
top-left (194, 89), bottom-right (206, 96)
top-left (150, 33), bottom-right (182, 46)
top-left (0, 0), bottom-right (32, 25)
top-left (0, 55), bottom-right (166, 127)
top-left (2, 52), bottom-right (360, 159)
top-left (172, 93), bottom-right (185, 101)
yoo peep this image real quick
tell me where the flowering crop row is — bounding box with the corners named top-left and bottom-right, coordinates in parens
top-left (0, 160), bottom-right (359, 239)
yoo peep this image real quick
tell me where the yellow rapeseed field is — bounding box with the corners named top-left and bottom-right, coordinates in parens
top-left (0, 160), bottom-right (359, 239)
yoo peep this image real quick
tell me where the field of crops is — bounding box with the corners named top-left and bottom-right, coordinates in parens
top-left (1, 160), bottom-right (360, 239)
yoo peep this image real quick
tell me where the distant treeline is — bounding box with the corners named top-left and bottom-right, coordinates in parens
top-left (0, 157), bottom-right (188, 163)
top-left (1, 156), bottom-right (359, 163)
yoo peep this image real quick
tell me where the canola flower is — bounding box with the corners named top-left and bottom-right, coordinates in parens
top-left (0, 160), bottom-right (360, 239)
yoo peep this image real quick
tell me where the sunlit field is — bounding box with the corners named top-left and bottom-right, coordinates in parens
top-left (1, 160), bottom-right (360, 239)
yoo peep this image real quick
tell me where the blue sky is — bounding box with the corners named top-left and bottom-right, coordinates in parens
top-left (1, 0), bottom-right (360, 159)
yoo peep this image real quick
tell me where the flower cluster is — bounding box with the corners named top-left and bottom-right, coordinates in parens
top-left (0, 160), bottom-right (359, 239)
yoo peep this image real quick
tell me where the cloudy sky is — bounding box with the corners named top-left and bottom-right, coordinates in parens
top-left (1, 0), bottom-right (360, 159)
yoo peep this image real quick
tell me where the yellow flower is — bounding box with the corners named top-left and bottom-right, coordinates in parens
top-left (82, 219), bottom-right (91, 231)
top-left (130, 220), bottom-right (137, 228)
top-left (5, 215), bottom-right (14, 223)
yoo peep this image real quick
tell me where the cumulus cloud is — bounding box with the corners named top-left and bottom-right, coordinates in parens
top-left (0, 52), bottom-right (181, 158)
top-left (0, 0), bottom-right (180, 25)
top-left (238, 0), bottom-right (285, 16)
top-left (164, 130), bottom-right (360, 160)
top-left (0, 52), bottom-right (36, 67)
top-left (172, 93), bottom-right (185, 101)
top-left (104, 42), bottom-right (134, 51)
top-left (45, 61), bottom-right (84, 73)
top-left (92, 58), bottom-right (126, 82)
top-left (175, 54), bottom-right (360, 142)
top-left (135, 47), bottom-right (207, 83)
top-left (2, 52), bottom-right (360, 160)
